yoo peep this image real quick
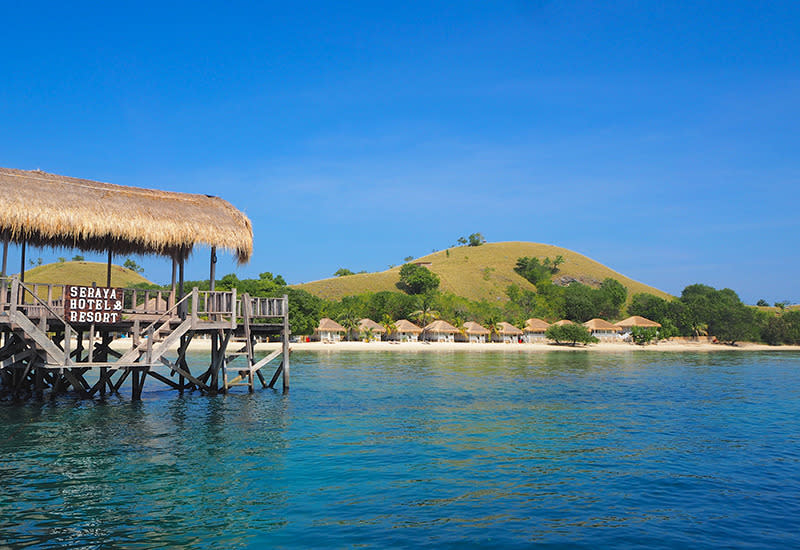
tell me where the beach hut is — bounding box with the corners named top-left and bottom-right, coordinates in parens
top-left (523, 318), bottom-right (550, 343)
top-left (315, 318), bottom-right (346, 343)
top-left (358, 318), bottom-right (386, 342)
top-left (615, 315), bottom-right (662, 339)
top-left (583, 318), bottom-right (622, 341)
top-left (615, 315), bottom-right (662, 330)
top-left (496, 321), bottom-right (524, 343)
top-left (424, 319), bottom-right (459, 343)
top-left (461, 321), bottom-right (490, 343)
top-left (392, 319), bottom-right (423, 342)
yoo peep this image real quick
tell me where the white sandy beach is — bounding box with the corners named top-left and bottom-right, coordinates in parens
top-left (107, 338), bottom-right (800, 354)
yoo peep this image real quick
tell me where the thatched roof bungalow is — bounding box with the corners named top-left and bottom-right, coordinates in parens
top-left (424, 319), bottom-right (459, 342)
top-left (496, 321), bottom-right (523, 343)
top-left (615, 316), bottom-right (662, 329)
top-left (461, 321), bottom-right (489, 343)
top-left (0, 168), bottom-right (253, 276)
top-left (358, 318), bottom-right (386, 341)
top-left (315, 318), bottom-right (346, 343)
top-left (523, 318), bottom-right (550, 342)
top-left (393, 319), bottom-right (423, 342)
top-left (583, 318), bottom-right (622, 341)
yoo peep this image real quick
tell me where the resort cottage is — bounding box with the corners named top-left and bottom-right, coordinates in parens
top-left (358, 318), bottom-right (386, 342)
top-left (315, 318), bottom-right (347, 343)
top-left (392, 319), bottom-right (423, 342)
top-left (496, 322), bottom-right (523, 343)
top-left (523, 318), bottom-right (550, 343)
top-left (615, 316), bottom-right (662, 339)
top-left (424, 320), bottom-right (459, 342)
top-left (461, 321), bottom-right (490, 343)
top-left (583, 318), bottom-right (622, 341)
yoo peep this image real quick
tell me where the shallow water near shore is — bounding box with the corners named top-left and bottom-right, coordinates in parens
top-left (2, 351), bottom-right (800, 548)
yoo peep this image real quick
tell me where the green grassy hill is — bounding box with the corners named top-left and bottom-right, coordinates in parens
top-left (295, 241), bottom-right (671, 302)
top-left (17, 261), bottom-right (153, 288)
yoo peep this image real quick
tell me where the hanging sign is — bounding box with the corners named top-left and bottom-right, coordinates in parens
top-left (64, 285), bottom-right (124, 324)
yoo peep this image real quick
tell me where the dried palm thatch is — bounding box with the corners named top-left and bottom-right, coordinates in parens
top-left (462, 321), bottom-right (490, 335)
top-left (524, 318), bottom-right (550, 333)
top-left (0, 167), bottom-right (253, 263)
top-left (317, 318), bottom-right (346, 332)
top-left (424, 320), bottom-right (459, 333)
top-left (615, 315), bottom-right (662, 328)
top-left (497, 321), bottom-right (523, 335)
top-left (583, 318), bottom-right (621, 332)
top-left (394, 319), bottom-right (423, 333)
top-left (358, 318), bottom-right (386, 333)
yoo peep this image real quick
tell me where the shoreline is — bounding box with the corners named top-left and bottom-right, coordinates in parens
top-left (108, 339), bottom-right (800, 353)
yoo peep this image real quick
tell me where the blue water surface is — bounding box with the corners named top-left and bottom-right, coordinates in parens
top-left (2, 351), bottom-right (800, 548)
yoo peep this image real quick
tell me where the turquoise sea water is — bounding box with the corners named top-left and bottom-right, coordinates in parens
top-left (2, 351), bottom-right (800, 548)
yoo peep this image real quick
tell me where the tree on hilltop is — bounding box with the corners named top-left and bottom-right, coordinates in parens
top-left (397, 263), bottom-right (440, 295)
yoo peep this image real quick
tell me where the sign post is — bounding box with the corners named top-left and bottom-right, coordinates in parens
top-left (64, 285), bottom-right (123, 325)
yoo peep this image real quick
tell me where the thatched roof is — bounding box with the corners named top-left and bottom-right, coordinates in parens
top-left (0, 167), bottom-right (253, 263)
top-left (615, 315), bottom-right (662, 328)
top-left (583, 318), bottom-right (621, 331)
top-left (358, 318), bottom-right (386, 333)
top-left (394, 319), bottom-right (423, 333)
top-left (425, 320), bottom-right (459, 333)
top-left (317, 318), bottom-right (346, 332)
top-left (497, 321), bottom-right (523, 335)
top-left (463, 321), bottom-right (490, 335)
top-left (553, 320), bottom-right (574, 326)
top-left (524, 318), bottom-right (550, 333)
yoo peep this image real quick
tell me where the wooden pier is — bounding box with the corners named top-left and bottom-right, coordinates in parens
top-left (1, 166), bottom-right (282, 401)
top-left (0, 277), bottom-right (290, 400)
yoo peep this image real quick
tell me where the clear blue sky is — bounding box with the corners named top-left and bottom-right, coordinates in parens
top-left (1, 1), bottom-right (798, 304)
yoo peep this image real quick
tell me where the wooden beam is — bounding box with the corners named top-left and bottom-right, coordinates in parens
top-left (251, 348), bottom-right (282, 372)
top-left (19, 238), bottom-right (26, 283)
top-left (106, 250), bottom-right (112, 287)
top-left (10, 310), bottom-right (63, 363)
top-left (282, 294), bottom-right (290, 391)
top-left (209, 246), bottom-right (216, 292)
top-left (1, 237), bottom-right (7, 277)
top-left (159, 356), bottom-right (209, 391)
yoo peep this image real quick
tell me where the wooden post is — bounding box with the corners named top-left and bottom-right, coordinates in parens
top-left (1, 237), bottom-right (7, 278)
top-left (1, 237), bottom-right (7, 308)
top-left (20, 238), bottom-right (26, 283)
top-left (178, 249), bottom-right (185, 320)
top-left (170, 256), bottom-right (177, 308)
top-left (282, 294), bottom-right (290, 391)
top-left (191, 287), bottom-right (198, 327)
top-left (64, 323), bottom-right (72, 366)
top-left (209, 246), bottom-right (216, 291)
top-left (106, 250), bottom-right (112, 287)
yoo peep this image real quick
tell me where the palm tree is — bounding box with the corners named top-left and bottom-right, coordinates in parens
top-left (337, 308), bottom-right (360, 341)
top-left (362, 327), bottom-right (375, 342)
top-left (381, 314), bottom-right (396, 338)
top-left (452, 315), bottom-right (466, 341)
top-left (484, 314), bottom-right (501, 343)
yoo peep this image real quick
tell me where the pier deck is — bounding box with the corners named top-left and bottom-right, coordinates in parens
top-left (0, 277), bottom-right (290, 400)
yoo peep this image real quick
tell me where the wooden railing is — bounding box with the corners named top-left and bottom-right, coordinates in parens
top-left (0, 277), bottom-right (288, 328)
top-left (236, 295), bottom-right (287, 322)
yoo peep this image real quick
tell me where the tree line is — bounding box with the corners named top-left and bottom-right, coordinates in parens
top-left (133, 260), bottom-right (798, 345)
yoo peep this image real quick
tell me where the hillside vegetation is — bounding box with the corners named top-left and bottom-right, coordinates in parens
top-left (295, 241), bottom-right (670, 302)
top-left (17, 261), bottom-right (153, 288)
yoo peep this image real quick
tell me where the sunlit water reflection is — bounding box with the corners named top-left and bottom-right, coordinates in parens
top-left (2, 351), bottom-right (799, 548)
